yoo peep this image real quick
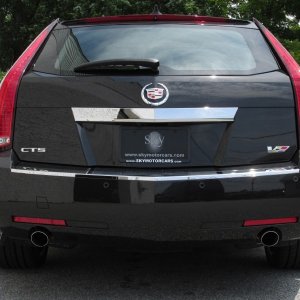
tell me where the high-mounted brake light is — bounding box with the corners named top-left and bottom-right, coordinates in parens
top-left (63, 14), bottom-right (249, 26)
top-left (78, 15), bottom-right (228, 23)
top-left (0, 20), bottom-right (57, 151)
top-left (254, 19), bottom-right (300, 127)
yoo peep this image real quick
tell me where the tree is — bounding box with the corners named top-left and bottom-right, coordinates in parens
top-left (231, 0), bottom-right (300, 38)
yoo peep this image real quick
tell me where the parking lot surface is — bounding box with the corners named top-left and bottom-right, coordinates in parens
top-left (0, 244), bottom-right (299, 299)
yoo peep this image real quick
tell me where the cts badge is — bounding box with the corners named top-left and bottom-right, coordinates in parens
top-left (267, 146), bottom-right (290, 153)
top-left (21, 148), bottom-right (46, 153)
top-left (141, 83), bottom-right (169, 106)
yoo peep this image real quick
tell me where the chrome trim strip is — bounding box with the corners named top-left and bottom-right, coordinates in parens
top-left (11, 167), bottom-right (299, 181)
top-left (71, 107), bottom-right (238, 123)
top-left (11, 169), bottom-right (78, 177)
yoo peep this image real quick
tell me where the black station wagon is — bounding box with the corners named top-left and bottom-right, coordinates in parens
top-left (0, 12), bottom-right (300, 269)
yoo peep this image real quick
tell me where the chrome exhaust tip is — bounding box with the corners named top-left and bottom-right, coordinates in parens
top-left (30, 230), bottom-right (49, 248)
top-left (258, 229), bottom-right (281, 247)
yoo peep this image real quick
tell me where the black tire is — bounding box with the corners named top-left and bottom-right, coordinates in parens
top-left (265, 240), bottom-right (300, 268)
top-left (0, 238), bottom-right (48, 269)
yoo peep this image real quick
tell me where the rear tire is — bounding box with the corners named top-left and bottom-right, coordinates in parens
top-left (0, 238), bottom-right (48, 269)
top-left (265, 240), bottom-right (300, 268)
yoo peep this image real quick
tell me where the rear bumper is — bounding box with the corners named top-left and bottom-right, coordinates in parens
top-left (1, 157), bottom-right (300, 245)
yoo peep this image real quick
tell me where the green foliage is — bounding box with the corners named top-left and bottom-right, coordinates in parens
top-left (0, 71), bottom-right (5, 81)
top-left (0, 0), bottom-right (299, 70)
top-left (230, 0), bottom-right (300, 38)
top-left (282, 39), bottom-right (300, 64)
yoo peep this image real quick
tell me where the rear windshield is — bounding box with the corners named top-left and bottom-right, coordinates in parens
top-left (34, 24), bottom-right (278, 76)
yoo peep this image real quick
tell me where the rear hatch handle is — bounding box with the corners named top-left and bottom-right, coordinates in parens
top-left (71, 107), bottom-right (238, 123)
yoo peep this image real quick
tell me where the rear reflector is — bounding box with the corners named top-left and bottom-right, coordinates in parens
top-left (254, 19), bottom-right (300, 127)
top-left (0, 20), bottom-right (57, 151)
top-left (244, 217), bottom-right (298, 227)
top-left (13, 216), bottom-right (67, 226)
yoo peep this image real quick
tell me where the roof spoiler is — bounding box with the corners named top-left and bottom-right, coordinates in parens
top-left (62, 14), bottom-right (250, 26)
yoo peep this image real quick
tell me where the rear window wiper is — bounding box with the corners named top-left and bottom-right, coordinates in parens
top-left (74, 58), bottom-right (159, 73)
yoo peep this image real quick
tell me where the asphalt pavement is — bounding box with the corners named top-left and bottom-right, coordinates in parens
top-left (0, 244), bottom-right (299, 300)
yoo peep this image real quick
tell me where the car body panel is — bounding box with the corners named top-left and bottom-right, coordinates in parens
top-left (1, 17), bottom-right (300, 247)
top-left (1, 161), bottom-right (300, 243)
top-left (14, 71), bottom-right (297, 167)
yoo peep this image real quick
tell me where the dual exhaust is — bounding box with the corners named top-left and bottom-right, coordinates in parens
top-left (28, 227), bottom-right (282, 248)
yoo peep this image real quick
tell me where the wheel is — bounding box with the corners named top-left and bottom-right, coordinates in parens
top-left (265, 240), bottom-right (300, 268)
top-left (0, 238), bottom-right (48, 269)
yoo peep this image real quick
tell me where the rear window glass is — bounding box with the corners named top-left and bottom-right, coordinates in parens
top-left (34, 24), bottom-right (278, 76)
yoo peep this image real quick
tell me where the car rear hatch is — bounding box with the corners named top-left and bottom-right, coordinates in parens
top-left (12, 17), bottom-right (298, 168)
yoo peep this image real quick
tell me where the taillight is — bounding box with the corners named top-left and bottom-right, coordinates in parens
top-left (0, 20), bottom-right (57, 151)
top-left (254, 19), bottom-right (300, 126)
